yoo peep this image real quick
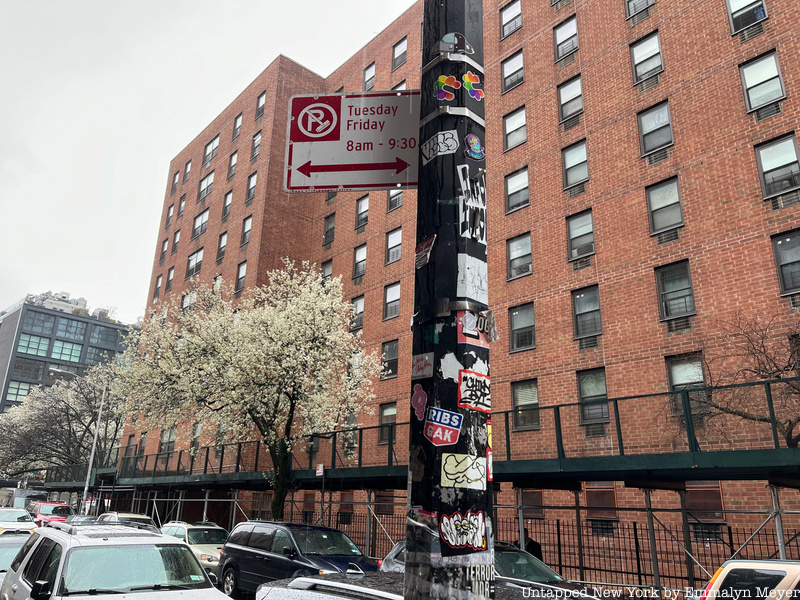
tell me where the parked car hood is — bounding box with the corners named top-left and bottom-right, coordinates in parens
top-left (307, 554), bottom-right (379, 573)
top-left (192, 543), bottom-right (223, 556)
top-left (59, 589), bottom-right (227, 599)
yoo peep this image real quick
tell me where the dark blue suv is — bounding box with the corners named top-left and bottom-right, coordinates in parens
top-left (217, 521), bottom-right (377, 597)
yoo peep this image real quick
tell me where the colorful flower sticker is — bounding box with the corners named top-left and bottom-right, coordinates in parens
top-left (462, 71), bottom-right (484, 101)
top-left (464, 134), bottom-right (485, 161)
top-left (435, 75), bottom-right (462, 101)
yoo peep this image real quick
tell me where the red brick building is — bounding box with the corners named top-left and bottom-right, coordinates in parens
top-left (130, 0), bottom-right (800, 560)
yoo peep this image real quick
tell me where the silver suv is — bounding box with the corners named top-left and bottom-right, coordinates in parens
top-left (0, 521), bottom-right (227, 599)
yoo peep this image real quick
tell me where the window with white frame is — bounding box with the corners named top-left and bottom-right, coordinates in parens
top-left (241, 215), bottom-right (252, 245)
top-left (772, 231), bottom-right (800, 295)
top-left (507, 233), bottom-right (532, 279)
top-left (563, 140), bottom-right (589, 188)
top-left (504, 107), bottom-right (527, 150)
top-left (353, 244), bottom-right (367, 277)
top-left (512, 379), bottom-right (539, 429)
top-left (236, 261), bottom-right (247, 293)
top-left (647, 178), bottom-right (683, 234)
top-left (178, 195), bottom-right (185, 217)
top-left (364, 63), bottom-right (375, 91)
top-left (578, 368), bottom-right (608, 423)
top-left (627, 0), bottom-right (654, 18)
top-left (392, 80), bottom-right (407, 91)
top-left (667, 354), bottom-right (707, 418)
top-left (256, 92), bottom-right (266, 120)
top-left (386, 228), bottom-right (402, 264)
top-left (631, 32), bottom-right (663, 84)
top-left (500, 0), bottom-right (522, 38)
top-left (192, 209), bottom-right (209, 239)
top-left (509, 303), bottom-right (535, 351)
top-left (217, 232), bottom-right (227, 261)
top-left (203, 135), bottom-right (219, 165)
top-left (755, 135), bottom-right (800, 199)
top-left (572, 286), bottom-right (601, 338)
top-left (554, 16), bottom-right (578, 61)
top-left (356, 195), bottom-right (369, 228)
top-left (393, 38), bottom-right (407, 70)
top-left (502, 51), bottom-right (524, 92)
top-left (251, 131), bottom-right (261, 159)
top-left (568, 210), bottom-right (594, 260)
top-left (321, 260), bottom-right (332, 280)
top-left (656, 261), bottom-right (695, 320)
top-left (198, 172), bottom-right (214, 202)
top-left (379, 402), bottom-right (397, 443)
top-left (740, 52), bottom-right (785, 112)
top-left (558, 76), bottom-right (583, 122)
top-left (247, 172), bottom-right (257, 202)
top-left (505, 167), bottom-right (529, 212)
top-left (228, 151), bottom-right (237, 178)
top-left (725, 0), bottom-right (767, 34)
top-left (186, 248), bottom-right (203, 278)
top-left (351, 296), bottom-right (364, 330)
top-left (388, 189), bottom-right (403, 211)
top-left (638, 102), bottom-right (673, 156)
top-left (159, 239), bottom-right (168, 264)
top-left (381, 341), bottom-right (399, 380)
top-left (384, 282), bottom-right (401, 319)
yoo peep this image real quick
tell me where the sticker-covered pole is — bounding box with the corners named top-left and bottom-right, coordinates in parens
top-left (405, 0), bottom-right (493, 598)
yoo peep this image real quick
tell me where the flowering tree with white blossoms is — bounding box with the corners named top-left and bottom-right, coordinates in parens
top-left (113, 260), bottom-right (381, 519)
top-left (0, 366), bottom-right (125, 477)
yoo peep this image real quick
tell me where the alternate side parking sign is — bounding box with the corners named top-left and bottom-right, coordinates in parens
top-left (284, 91), bottom-right (420, 193)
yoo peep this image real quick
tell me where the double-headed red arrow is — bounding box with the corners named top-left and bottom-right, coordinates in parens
top-left (297, 157), bottom-right (409, 178)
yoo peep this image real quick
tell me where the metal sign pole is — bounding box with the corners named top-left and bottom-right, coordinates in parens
top-left (405, 0), bottom-right (493, 598)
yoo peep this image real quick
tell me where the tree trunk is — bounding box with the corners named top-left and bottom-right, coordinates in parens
top-left (269, 439), bottom-right (291, 520)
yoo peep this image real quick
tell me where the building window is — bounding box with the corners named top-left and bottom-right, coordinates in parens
top-left (90, 325), bottom-right (118, 347)
top-left (192, 209), bottom-right (209, 239)
top-left (505, 167), bottom-right (529, 212)
top-left (381, 340), bottom-right (398, 379)
top-left (255, 92), bottom-right (266, 120)
top-left (183, 160), bottom-right (191, 182)
top-left (740, 52), bottom-right (785, 113)
top-left (501, 0), bottom-right (522, 38)
top-left (171, 171), bottom-right (179, 194)
top-left (356, 195), bottom-right (369, 228)
top-left (241, 215), bottom-right (252, 246)
top-left (181, 292), bottom-right (196, 313)
top-left (246, 172), bottom-right (257, 202)
top-left (363, 63), bottom-right (375, 91)
top-left (203, 135), bottom-right (219, 165)
top-left (667, 354), bottom-right (707, 418)
top-left (22, 311), bottom-right (55, 335)
top-left (46, 364), bottom-right (78, 383)
top-left (51, 340), bottom-right (82, 362)
top-left (656, 261), bottom-right (695, 320)
top-left (379, 402), bottom-right (397, 444)
top-left (725, 0), bottom-right (767, 34)
top-left (86, 346), bottom-right (112, 365)
top-left (165, 205), bottom-right (174, 228)
top-left (12, 358), bottom-right (45, 380)
top-left (321, 260), bottom-right (332, 280)
top-left (159, 239), bottom-right (168, 264)
top-left (563, 140), bottom-right (589, 189)
top-left (324, 213), bottom-right (336, 246)
top-left (502, 51), bottom-right (524, 93)
top-left (228, 151), bottom-right (237, 178)
top-left (772, 231), bottom-right (800, 295)
top-left (352, 296), bottom-right (364, 330)
top-left (217, 232), bottom-right (227, 261)
top-left (388, 189), bottom-right (403, 211)
top-left (521, 490), bottom-right (544, 519)
top-left (554, 16), bottom-right (578, 61)
top-left (384, 282), bottom-right (401, 320)
top-left (172, 230), bottom-right (180, 254)
top-left (510, 303), bottom-right (535, 351)
top-left (236, 261), bottom-right (247, 294)
top-left (386, 228), bottom-right (402, 264)
top-left (631, 32), bottom-right (663, 84)
top-left (638, 102), bottom-right (673, 156)
top-left (18, 334), bottom-right (49, 357)
top-left (251, 131), bottom-right (261, 159)
top-left (573, 285), bottom-right (601, 338)
top-left (627, 0), bottom-right (654, 18)
top-left (178, 195), bottom-right (185, 217)
top-left (153, 275), bottom-right (162, 302)
top-left (504, 107), bottom-right (527, 150)
top-left (507, 234), bottom-right (532, 279)
top-left (5, 382), bottom-right (32, 404)
top-left (685, 481), bottom-right (725, 532)
top-left (353, 245), bottom-right (367, 278)
top-left (166, 267), bottom-right (174, 292)
top-left (392, 80), bottom-right (407, 91)
top-left (222, 191), bottom-right (232, 220)
top-left (198, 172), bottom-right (214, 202)
top-left (393, 38), bottom-right (407, 70)
top-left (558, 76), bottom-right (583, 122)
top-left (586, 481), bottom-right (617, 520)
top-left (756, 135), bottom-right (800, 199)
top-left (512, 380), bottom-right (539, 430)
top-left (578, 368), bottom-right (609, 423)
top-left (647, 178), bottom-right (683, 234)
top-left (159, 427), bottom-right (176, 455)
top-left (233, 113), bottom-right (242, 140)
top-left (568, 211), bottom-right (594, 260)
top-left (56, 318), bottom-right (86, 341)
top-left (186, 248), bottom-right (203, 278)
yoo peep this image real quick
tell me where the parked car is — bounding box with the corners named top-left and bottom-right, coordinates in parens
top-left (0, 521), bottom-right (227, 598)
top-left (698, 560), bottom-right (800, 600)
top-left (0, 508), bottom-right (36, 534)
top-left (25, 500), bottom-right (74, 527)
top-left (96, 511), bottom-right (159, 531)
top-left (218, 521), bottom-right (378, 597)
top-left (161, 520), bottom-right (229, 572)
top-left (65, 514), bottom-right (97, 524)
top-left (0, 534), bottom-right (30, 587)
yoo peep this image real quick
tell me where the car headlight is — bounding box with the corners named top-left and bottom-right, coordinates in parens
top-left (318, 570), bottom-right (337, 575)
top-left (200, 554), bottom-right (218, 562)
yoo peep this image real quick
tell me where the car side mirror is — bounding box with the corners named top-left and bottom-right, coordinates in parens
top-left (30, 580), bottom-right (52, 600)
top-left (207, 572), bottom-right (219, 586)
top-left (282, 546), bottom-right (295, 557)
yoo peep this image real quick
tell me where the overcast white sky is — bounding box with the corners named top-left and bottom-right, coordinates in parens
top-left (0, 0), bottom-right (416, 324)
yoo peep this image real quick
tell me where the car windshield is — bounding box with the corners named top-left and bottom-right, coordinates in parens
top-left (120, 517), bottom-right (156, 526)
top-left (187, 527), bottom-right (228, 545)
top-left (0, 510), bottom-right (32, 523)
top-left (292, 529), bottom-right (363, 556)
top-left (40, 505), bottom-right (74, 517)
top-left (494, 548), bottom-right (564, 583)
top-left (60, 544), bottom-right (209, 594)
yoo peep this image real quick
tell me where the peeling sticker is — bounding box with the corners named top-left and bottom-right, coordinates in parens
top-left (441, 453), bottom-right (487, 490)
top-left (487, 419), bottom-right (493, 482)
top-left (457, 311), bottom-right (490, 350)
top-left (440, 352), bottom-right (464, 383)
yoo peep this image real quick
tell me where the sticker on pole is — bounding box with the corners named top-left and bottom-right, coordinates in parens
top-left (285, 91), bottom-right (420, 192)
top-left (423, 407), bottom-right (463, 447)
